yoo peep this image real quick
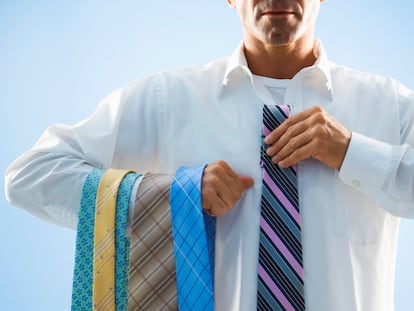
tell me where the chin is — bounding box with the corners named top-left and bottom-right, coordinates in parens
top-left (263, 33), bottom-right (294, 46)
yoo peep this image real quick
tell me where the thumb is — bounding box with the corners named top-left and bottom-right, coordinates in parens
top-left (240, 176), bottom-right (254, 189)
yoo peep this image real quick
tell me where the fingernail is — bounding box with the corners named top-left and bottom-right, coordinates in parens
top-left (264, 136), bottom-right (269, 144)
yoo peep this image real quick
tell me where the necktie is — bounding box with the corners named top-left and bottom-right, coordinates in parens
top-left (72, 169), bottom-right (104, 311)
top-left (72, 166), bottom-right (214, 310)
top-left (93, 169), bottom-right (132, 311)
top-left (170, 166), bottom-right (216, 311)
top-left (128, 173), bottom-right (177, 310)
top-left (72, 169), bottom-right (138, 311)
top-left (257, 105), bottom-right (305, 311)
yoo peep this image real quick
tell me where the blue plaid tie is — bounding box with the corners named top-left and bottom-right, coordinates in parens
top-left (170, 165), bottom-right (216, 310)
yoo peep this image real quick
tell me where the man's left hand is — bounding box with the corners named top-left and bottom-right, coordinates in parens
top-left (264, 106), bottom-right (351, 170)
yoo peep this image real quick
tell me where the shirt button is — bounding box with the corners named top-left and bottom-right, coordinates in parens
top-left (352, 180), bottom-right (361, 187)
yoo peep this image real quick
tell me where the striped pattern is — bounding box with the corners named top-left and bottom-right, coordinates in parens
top-left (93, 169), bottom-right (131, 311)
top-left (72, 169), bottom-right (138, 311)
top-left (258, 105), bottom-right (304, 311)
top-left (128, 173), bottom-right (177, 310)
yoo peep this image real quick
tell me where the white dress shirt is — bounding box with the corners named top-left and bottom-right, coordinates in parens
top-left (5, 40), bottom-right (414, 311)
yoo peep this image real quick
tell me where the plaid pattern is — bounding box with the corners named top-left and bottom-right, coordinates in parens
top-left (170, 166), bottom-right (215, 311)
top-left (128, 173), bottom-right (177, 310)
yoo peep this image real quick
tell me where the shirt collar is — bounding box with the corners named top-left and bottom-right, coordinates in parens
top-left (221, 39), bottom-right (333, 100)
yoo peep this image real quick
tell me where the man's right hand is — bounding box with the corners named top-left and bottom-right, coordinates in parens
top-left (201, 160), bottom-right (254, 216)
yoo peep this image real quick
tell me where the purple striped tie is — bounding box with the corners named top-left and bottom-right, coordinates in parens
top-left (257, 105), bottom-right (305, 311)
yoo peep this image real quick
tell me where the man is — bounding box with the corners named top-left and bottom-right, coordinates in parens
top-left (5, 0), bottom-right (414, 310)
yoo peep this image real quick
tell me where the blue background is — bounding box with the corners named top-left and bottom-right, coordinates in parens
top-left (1, 1), bottom-right (414, 309)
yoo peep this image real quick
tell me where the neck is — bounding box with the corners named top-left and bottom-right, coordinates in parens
top-left (243, 36), bottom-right (317, 79)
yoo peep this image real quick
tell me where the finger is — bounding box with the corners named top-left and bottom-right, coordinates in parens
top-left (264, 107), bottom-right (312, 145)
top-left (264, 106), bottom-right (324, 145)
top-left (203, 191), bottom-right (230, 217)
top-left (213, 161), bottom-right (248, 203)
top-left (217, 176), bottom-right (245, 208)
top-left (210, 176), bottom-right (252, 215)
top-left (203, 161), bottom-right (243, 210)
top-left (240, 176), bottom-right (254, 189)
top-left (276, 122), bottom-right (345, 169)
top-left (202, 161), bottom-right (254, 216)
top-left (201, 174), bottom-right (227, 216)
top-left (266, 119), bottom-right (308, 157)
top-left (277, 142), bottom-right (313, 168)
top-left (267, 106), bottom-right (328, 163)
top-left (271, 129), bottom-right (313, 164)
top-left (263, 117), bottom-right (290, 146)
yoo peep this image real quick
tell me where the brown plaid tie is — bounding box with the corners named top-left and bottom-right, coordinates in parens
top-left (128, 173), bottom-right (177, 310)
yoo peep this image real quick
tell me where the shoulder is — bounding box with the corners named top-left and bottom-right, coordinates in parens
top-left (112, 56), bottom-right (230, 118)
top-left (329, 61), bottom-right (398, 89)
top-left (123, 56), bottom-right (230, 98)
top-left (327, 61), bottom-right (414, 103)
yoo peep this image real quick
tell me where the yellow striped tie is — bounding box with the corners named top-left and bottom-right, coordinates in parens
top-left (93, 169), bottom-right (131, 311)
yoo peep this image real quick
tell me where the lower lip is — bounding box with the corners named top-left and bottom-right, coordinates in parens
top-left (263, 12), bottom-right (294, 18)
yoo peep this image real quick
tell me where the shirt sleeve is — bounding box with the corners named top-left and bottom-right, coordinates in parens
top-left (339, 82), bottom-right (414, 218)
top-left (5, 71), bottom-right (167, 230)
top-left (4, 87), bottom-right (150, 229)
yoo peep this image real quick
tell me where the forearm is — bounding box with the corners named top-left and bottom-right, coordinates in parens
top-left (5, 150), bottom-right (94, 229)
top-left (4, 89), bottom-right (133, 228)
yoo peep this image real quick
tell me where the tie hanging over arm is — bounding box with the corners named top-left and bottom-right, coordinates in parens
top-left (71, 166), bottom-right (216, 311)
top-left (128, 173), bottom-right (177, 310)
top-left (71, 169), bottom-right (139, 311)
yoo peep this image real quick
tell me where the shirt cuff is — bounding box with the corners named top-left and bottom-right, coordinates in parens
top-left (338, 132), bottom-right (394, 197)
top-left (126, 174), bottom-right (144, 237)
